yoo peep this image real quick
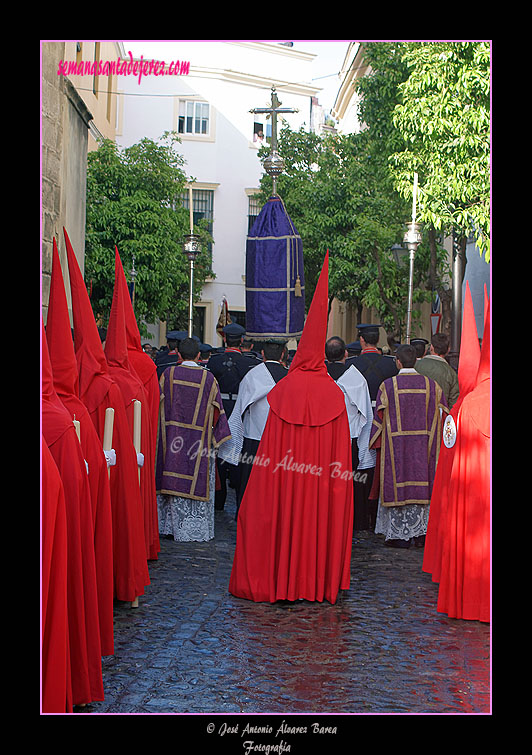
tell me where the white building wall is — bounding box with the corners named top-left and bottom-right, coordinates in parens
top-left (116, 41), bottom-right (319, 347)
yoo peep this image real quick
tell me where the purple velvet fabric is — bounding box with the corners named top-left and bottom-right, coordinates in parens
top-left (369, 371), bottom-right (448, 507)
top-left (156, 364), bottom-right (230, 501)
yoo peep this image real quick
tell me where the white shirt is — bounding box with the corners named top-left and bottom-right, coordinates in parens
top-left (334, 364), bottom-right (376, 470)
top-left (218, 362), bottom-right (280, 466)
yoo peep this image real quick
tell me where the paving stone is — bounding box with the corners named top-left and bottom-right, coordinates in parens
top-left (84, 487), bottom-right (490, 717)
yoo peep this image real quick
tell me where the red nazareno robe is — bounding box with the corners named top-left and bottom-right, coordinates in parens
top-left (108, 248), bottom-right (160, 560)
top-left (229, 252), bottom-right (354, 604)
top-left (42, 322), bottom-right (104, 707)
top-left (64, 228), bottom-right (149, 602)
top-left (41, 438), bottom-right (71, 713)
top-left (46, 239), bottom-right (114, 656)
top-left (423, 280), bottom-right (481, 582)
top-left (105, 248), bottom-right (159, 562)
top-left (436, 301), bottom-right (491, 623)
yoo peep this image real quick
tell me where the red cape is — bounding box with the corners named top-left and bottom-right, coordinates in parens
top-left (436, 301), bottom-right (490, 622)
top-left (423, 280), bottom-right (481, 580)
top-left (46, 239), bottom-right (114, 655)
top-left (229, 251), bottom-right (353, 604)
top-left (64, 228), bottom-right (150, 601)
top-left (41, 438), bottom-right (72, 713)
top-left (105, 248), bottom-right (159, 561)
top-left (42, 321), bottom-right (104, 706)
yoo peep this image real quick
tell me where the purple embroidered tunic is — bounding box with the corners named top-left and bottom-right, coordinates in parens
top-left (156, 364), bottom-right (231, 501)
top-left (369, 370), bottom-right (448, 507)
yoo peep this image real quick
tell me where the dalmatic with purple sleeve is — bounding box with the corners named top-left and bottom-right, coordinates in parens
top-left (369, 370), bottom-right (449, 507)
top-left (156, 363), bottom-right (231, 501)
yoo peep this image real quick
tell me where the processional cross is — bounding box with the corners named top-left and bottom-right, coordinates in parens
top-left (250, 86), bottom-right (298, 195)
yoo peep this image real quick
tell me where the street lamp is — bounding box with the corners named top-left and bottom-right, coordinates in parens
top-left (391, 243), bottom-right (408, 267)
top-left (401, 173), bottom-right (423, 344)
top-left (182, 233), bottom-right (201, 337)
top-left (402, 221), bottom-right (422, 344)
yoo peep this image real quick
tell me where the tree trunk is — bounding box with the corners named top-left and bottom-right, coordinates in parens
top-left (372, 243), bottom-right (402, 347)
top-left (428, 225), bottom-right (452, 339)
top-left (449, 234), bottom-right (467, 370)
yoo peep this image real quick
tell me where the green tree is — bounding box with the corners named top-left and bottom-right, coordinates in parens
top-left (85, 132), bottom-right (213, 334)
top-left (391, 41), bottom-right (491, 262)
top-left (353, 42), bottom-right (444, 340)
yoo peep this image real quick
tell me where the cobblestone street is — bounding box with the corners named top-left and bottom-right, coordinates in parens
top-left (85, 488), bottom-right (490, 725)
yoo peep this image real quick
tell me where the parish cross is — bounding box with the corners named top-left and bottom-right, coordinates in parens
top-left (250, 86), bottom-right (298, 194)
top-left (250, 86), bottom-right (298, 155)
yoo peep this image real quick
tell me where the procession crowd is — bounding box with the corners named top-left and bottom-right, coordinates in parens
top-left (42, 233), bottom-right (490, 714)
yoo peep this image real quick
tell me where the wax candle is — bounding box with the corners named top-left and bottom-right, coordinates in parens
top-left (133, 400), bottom-right (142, 453)
top-left (103, 407), bottom-right (114, 450)
top-left (133, 399), bottom-right (142, 484)
top-left (189, 185), bottom-right (194, 233)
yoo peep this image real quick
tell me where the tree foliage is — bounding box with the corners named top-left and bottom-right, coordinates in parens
top-left (85, 132), bottom-right (213, 333)
top-left (391, 41), bottom-right (491, 262)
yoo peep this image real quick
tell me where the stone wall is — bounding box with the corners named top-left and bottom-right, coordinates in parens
top-left (41, 42), bottom-right (92, 320)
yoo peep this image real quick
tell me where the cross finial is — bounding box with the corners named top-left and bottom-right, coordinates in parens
top-left (250, 86), bottom-right (298, 153)
top-left (250, 87), bottom-right (298, 194)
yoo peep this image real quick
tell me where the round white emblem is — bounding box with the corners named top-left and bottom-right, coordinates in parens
top-left (443, 414), bottom-right (457, 448)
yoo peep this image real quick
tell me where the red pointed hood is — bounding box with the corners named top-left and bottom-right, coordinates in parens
top-left (105, 247), bottom-right (131, 372)
top-left (476, 297), bottom-right (490, 386)
top-left (114, 245), bottom-right (159, 387)
top-left (64, 227), bottom-right (114, 411)
top-left (114, 247), bottom-right (143, 353)
top-left (287, 250), bottom-right (330, 376)
top-left (461, 296), bottom-right (490, 440)
top-left (41, 319), bottom-right (72, 446)
top-left (42, 318), bottom-right (55, 405)
top-left (46, 238), bottom-right (80, 398)
top-left (457, 280), bottom-right (481, 398)
top-left (104, 247), bottom-right (142, 406)
top-left (267, 250), bottom-right (346, 426)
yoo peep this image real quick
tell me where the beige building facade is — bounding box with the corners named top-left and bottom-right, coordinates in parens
top-left (59, 41), bottom-right (123, 150)
top-left (41, 41), bottom-right (122, 321)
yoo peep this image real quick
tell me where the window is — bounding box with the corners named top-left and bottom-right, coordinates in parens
top-left (106, 68), bottom-right (113, 122)
top-left (182, 188), bottom-right (214, 254)
top-left (93, 42), bottom-right (100, 96)
top-left (192, 306), bottom-right (205, 344)
top-left (248, 194), bottom-right (261, 234)
top-left (253, 121), bottom-right (271, 146)
top-left (179, 100), bottom-right (210, 136)
top-left (228, 310), bottom-right (246, 330)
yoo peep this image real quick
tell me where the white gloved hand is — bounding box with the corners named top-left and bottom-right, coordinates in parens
top-left (137, 452), bottom-right (145, 468)
top-left (104, 448), bottom-right (117, 467)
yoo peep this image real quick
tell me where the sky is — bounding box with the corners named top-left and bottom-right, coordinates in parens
top-left (124, 40), bottom-right (351, 115)
top-left (288, 40), bottom-right (351, 112)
